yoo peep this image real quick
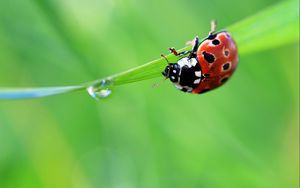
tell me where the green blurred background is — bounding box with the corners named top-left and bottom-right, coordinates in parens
top-left (0, 0), bottom-right (299, 188)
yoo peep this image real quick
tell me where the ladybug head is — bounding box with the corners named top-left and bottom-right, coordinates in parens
top-left (162, 63), bottom-right (180, 83)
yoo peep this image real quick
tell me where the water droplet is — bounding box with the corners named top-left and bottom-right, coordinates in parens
top-left (87, 79), bottom-right (113, 100)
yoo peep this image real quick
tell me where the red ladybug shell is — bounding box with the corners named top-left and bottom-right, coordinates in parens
top-left (192, 32), bottom-right (238, 94)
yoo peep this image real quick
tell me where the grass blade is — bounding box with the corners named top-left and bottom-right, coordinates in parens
top-left (227, 0), bottom-right (299, 55)
top-left (0, 0), bottom-right (298, 100)
top-left (0, 86), bottom-right (83, 99)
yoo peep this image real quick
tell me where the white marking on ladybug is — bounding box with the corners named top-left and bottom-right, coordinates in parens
top-left (190, 58), bottom-right (198, 66)
top-left (173, 70), bottom-right (177, 73)
top-left (171, 76), bottom-right (175, 80)
top-left (194, 79), bottom-right (201, 84)
top-left (177, 57), bottom-right (193, 68)
top-left (195, 71), bottom-right (201, 77)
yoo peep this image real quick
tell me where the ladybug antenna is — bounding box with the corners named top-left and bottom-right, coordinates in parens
top-left (152, 77), bottom-right (168, 88)
top-left (210, 20), bottom-right (217, 34)
top-left (161, 54), bottom-right (171, 65)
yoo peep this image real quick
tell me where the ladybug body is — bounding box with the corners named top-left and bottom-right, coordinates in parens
top-left (162, 22), bottom-right (238, 94)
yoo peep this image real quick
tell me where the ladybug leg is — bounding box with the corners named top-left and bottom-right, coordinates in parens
top-left (188, 36), bottom-right (199, 59)
top-left (169, 47), bottom-right (190, 57)
top-left (191, 36), bottom-right (199, 54)
top-left (209, 20), bottom-right (217, 35)
top-left (207, 20), bottom-right (218, 39)
top-left (169, 35), bottom-right (199, 58)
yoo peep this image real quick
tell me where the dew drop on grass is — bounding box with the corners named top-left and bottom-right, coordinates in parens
top-left (87, 79), bottom-right (113, 100)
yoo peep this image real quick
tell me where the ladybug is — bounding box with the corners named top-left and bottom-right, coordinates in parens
top-left (162, 21), bottom-right (238, 94)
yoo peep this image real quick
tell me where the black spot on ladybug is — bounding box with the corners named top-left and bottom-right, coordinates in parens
top-left (224, 50), bottom-right (230, 57)
top-left (204, 73), bottom-right (210, 77)
top-left (221, 77), bottom-right (228, 83)
top-left (207, 33), bottom-right (217, 40)
top-left (212, 39), bottom-right (220, 45)
top-left (202, 51), bottom-right (215, 63)
top-left (223, 63), bottom-right (230, 71)
top-left (199, 89), bottom-right (210, 94)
